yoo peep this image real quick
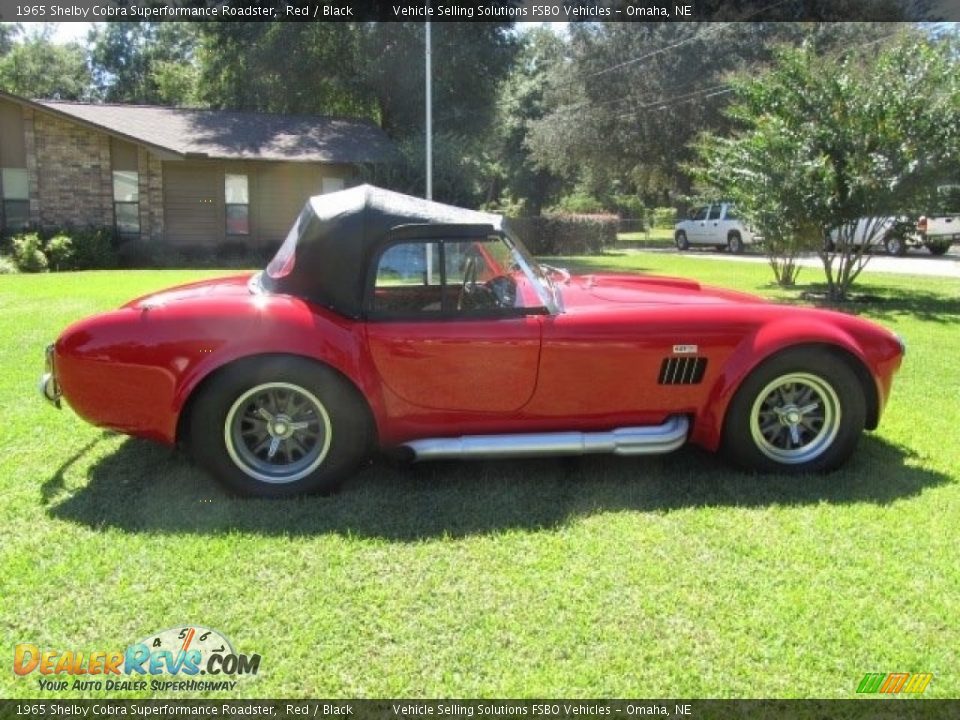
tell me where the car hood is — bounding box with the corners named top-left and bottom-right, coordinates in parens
top-left (123, 274), bottom-right (254, 309)
top-left (559, 273), bottom-right (766, 311)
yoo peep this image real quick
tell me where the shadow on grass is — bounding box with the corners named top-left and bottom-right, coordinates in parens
top-left (44, 434), bottom-right (950, 541)
top-left (781, 284), bottom-right (960, 324)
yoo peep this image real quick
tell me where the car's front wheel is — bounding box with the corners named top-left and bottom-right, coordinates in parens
top-left (189, 356), bottom-right (372, 496)
top-left (722, 348), bottom-right (866, 473)
top-left (675, 231), bottom-right (690, 251)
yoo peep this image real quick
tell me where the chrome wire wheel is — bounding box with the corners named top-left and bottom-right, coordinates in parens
top-left (224, 382), bottom-right (332, 484)
top-left (748, 372), bottom-right (841, 465)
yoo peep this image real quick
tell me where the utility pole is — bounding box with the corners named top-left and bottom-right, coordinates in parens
top-left (425, 19), bottom-right (433, 201)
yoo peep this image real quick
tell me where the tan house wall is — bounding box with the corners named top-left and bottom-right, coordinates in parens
top-left (162, 159), bottom-right (352, 247)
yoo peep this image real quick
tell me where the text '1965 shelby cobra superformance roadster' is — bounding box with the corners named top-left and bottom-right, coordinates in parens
top-left (40, 186), bottom-right (905, 496)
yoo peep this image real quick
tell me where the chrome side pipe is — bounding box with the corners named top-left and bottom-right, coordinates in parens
top-left (402, 415), bottom-right (689, 462)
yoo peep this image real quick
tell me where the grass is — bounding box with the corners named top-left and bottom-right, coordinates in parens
top-left (1, 256), bottom-right (958, 699)
top-left (617, 227), bottom-right (675, 247)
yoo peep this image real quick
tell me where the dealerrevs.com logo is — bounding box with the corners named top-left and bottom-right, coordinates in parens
top-left (14, 626), bottom-right (261, 692)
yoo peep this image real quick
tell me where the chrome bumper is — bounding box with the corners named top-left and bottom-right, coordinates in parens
top-left (39, 343), bottom-right (61, 409)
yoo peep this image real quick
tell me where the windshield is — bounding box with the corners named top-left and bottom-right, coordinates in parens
top-left (500, 229), bottom-right (562, 313)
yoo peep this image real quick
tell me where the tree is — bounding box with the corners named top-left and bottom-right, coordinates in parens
top-left (197, 22), bottom-right (517, 140)
top-left (196, 23), bottom-right (373, 117)
top-left (526, 22), bottom-right (918, 207)
top-left (89, 23), bottom-right (200, 105)
top-left (490, 27), bottom-right (567, 215)
top-left (0, 26), bottom-right (92, 100)
top-left (0, 23), bottom-right (20, 56)
top-left (693, 32), bottom-right (960, 300)
top-left (196, 22), bottom-right (517, 203)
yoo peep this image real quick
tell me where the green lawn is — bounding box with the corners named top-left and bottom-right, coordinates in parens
top-left (1, 256), bottom-right (958, 699)
top-left (617, 226), bottom-right (675, 247)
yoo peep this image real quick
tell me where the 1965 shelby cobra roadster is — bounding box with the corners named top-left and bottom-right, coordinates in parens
top-left (40, 186), bottom-right (904, 496)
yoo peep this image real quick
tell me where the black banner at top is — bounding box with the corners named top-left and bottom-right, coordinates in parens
top-left (0, 0), bottom-right (959, 23)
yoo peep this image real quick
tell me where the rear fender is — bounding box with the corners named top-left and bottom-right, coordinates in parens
top-left (172, 314), bottom-right (386, 445)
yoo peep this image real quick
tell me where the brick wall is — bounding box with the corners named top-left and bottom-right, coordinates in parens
top-left (32, 113), bottom-right (114, 229)
top-left (142, 148), bottom-right (163, 241)
top-left (25, 111), bottom-right (167, 242)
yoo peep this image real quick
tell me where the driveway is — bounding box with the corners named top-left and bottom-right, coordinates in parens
top-left (634, 246), bottom-right (960, 278)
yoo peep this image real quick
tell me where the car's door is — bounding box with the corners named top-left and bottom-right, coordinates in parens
top-left (687, 205), bottom-right (709, 243)
top-left (702, 203), bottom-right (723, 245)
top-left (364, 227), bottom-right (544, 414)
top-left (716, 203), bottom-right (739, 242)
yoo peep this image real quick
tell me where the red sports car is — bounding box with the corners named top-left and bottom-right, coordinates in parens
top-left (40, 186), bottom-right (905, 496)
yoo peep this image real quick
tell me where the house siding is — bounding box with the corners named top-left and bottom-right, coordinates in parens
top-left (162, 159), bottom-right (352, 248)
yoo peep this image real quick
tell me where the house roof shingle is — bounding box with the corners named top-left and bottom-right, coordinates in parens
top-left (35, 100), bottom-right (395, 164)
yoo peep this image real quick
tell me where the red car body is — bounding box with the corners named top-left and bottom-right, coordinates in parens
top-left (42, 186), bottom-right (904, 495)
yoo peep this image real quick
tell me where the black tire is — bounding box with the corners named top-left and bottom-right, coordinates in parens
top-left (721, 348), bottom-right (866, 474)
top-left (727, 232), bottom-right (744, 254)
top-left (884, 233), bottom-right (907, 256)
top-left (715, 244), bottom-right (727, 252)
top-left (675, 231), bottom-right (690, 251)
top-left (189, 356), bottom-right (373, 497)
top-left (927, 242), bottom-right (950, 256)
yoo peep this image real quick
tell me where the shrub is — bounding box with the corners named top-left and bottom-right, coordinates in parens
top-left (45, 234), bottom-right (75, 271)
top-left (651, 207), bottom-right (678, 228)
top-left (0, 255), bottom-right (18, 274)
top-left (507, 213), bottom-right (619, 256)
top-left (549, 193), bottom-right (606, 215)
top-left (610, 194), bottom-right (645, 219)
top-left (71, 227), bottom-right (117, 270)
top-left (11, 233), bottom-right (48, 272)
top-left (117, 238), bottom-right (162, 268)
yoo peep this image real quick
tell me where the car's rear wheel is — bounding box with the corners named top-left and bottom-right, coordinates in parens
top-left (189, 356), bottom-right (372, 497)
top-left (927, 241), bottom-right (950, 256)
top-left (727, 232), bottom-right (744, 254)
top-left (675, 231), bottom-right (689, 251)
top-left (722, 348), bottom-right (866, 473)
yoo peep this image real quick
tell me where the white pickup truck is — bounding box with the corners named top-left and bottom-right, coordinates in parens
top-left (915, 216), bottom-right (958, 255)
top-left (914, 185), bottom-right (959, 256)
top-left (674, 202), bottom-right (762, 254)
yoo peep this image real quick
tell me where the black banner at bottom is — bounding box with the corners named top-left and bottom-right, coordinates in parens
top-left (1, 700), bottom-right (957, 720)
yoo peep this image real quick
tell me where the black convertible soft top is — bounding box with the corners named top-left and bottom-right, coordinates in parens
top-left (262, 184), bottom-right (503, 317)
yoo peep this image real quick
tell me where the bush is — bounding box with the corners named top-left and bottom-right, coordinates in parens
top-left (45, 234), bottom-right (75, 271)
top-left (651, 207), bottom-right (678, 228)
top-left (117, 238), bottom-right (163, 268)
top-left (11, 233), bottom-right (48, 272)
top-left (610, 194), bottom-right (645, 219)
top-left (549, 193), bottom-right (606, 215)
top-left (71, 227), bottom-right (117, 270)
top-left (507, 213), bottom-right (619, 256)
top-left (0, 255), bottom-right (18, 274)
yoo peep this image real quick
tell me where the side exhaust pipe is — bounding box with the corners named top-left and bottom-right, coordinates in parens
top-left (402, 415), bottom-right (689, 462)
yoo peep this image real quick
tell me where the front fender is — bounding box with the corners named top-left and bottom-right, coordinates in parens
top-left (691, 318), bottom-right (869, 451)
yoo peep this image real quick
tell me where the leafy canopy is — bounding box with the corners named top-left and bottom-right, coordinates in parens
top-left (693, 32), bottom-right (960, 298)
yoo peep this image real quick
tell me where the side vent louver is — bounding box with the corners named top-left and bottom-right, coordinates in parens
top-left (658, 356), bottom-right (707, 385)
